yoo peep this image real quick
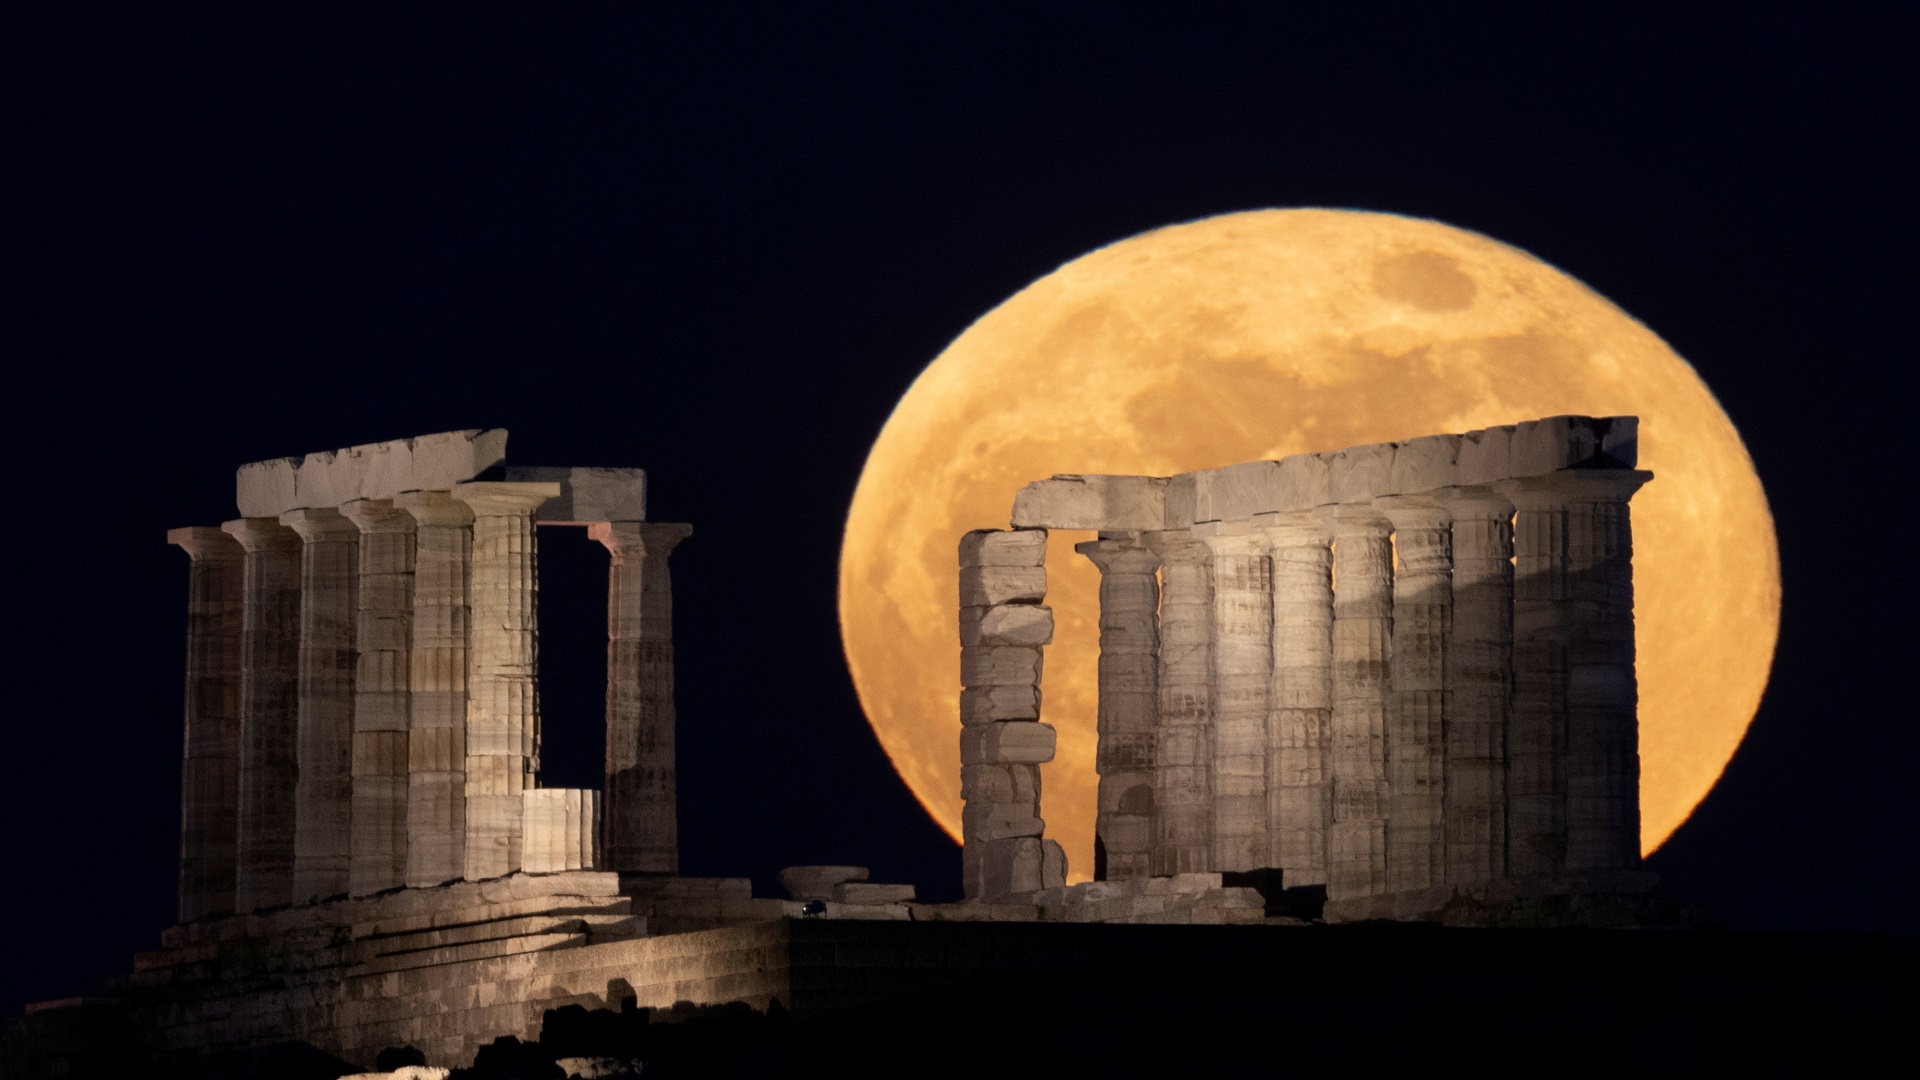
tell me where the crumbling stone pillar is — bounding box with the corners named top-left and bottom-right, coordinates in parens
top-left (397, 491), bottom-right (471, 887)
top-left (1198, 524), bottom-right (1273, 873)
top-left (1498, 479), bottom-right (1571, 876)
top-left (453, 481), bottom-right (559, 880)
top-left (1257, 511), bottom-right (1332, 888)
top-left (167, 527), bottom-right (245, 922)
top-left (282, 508), bottom-right (360, 904)
top-left (1322, 505), bottom-right (1393, 900)
top-left (1435, 488), bottom-right (1513, 885)
top-left (341, 499), bottom-right (414, 896)
top-left (1562, 471), bottom-right (1652, 871)
top-left (1144, 530), bottom-right (1215, 876)
top-left (1075, 536), bottom-right (1160, 882)
top-left (220, 517), bottom-right (302, 912)
top-left (590, 520), bottom-right (692, 875)
top-left (1377, 498), bottom-right (1451, 893)
top-left (958, 528), bottom-right (1066, 899)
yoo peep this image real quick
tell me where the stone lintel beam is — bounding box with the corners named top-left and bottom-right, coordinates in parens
top-left (168, 526), bottom-right (245, 923)
top-left (237, 429), bottom-right (508, 518)
top-left (1011, 475), bottom-right (1166, 531)
top-left (507, 466), bottom-right (648, 525)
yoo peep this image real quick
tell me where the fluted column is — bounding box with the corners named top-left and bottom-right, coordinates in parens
top-left (220, 517), bottom-right (302, 912)
top-left (453, 481), bottom-right (560, 880)
top-left (1257, 511), bottom-right (1332, 888)
top-left (1321, 505), bottom-right (1393, 900)
top-left (282, 507), bottom-right (359, 904)
top-left (167, 527), bottom-right (244, 922)
top-left (397, 491), bottom-right (471, 887)
top-left (1497, 478), bottom-right (1570, 876)
top-left (1561, 470), bottom-right (1652, 870)
top-left (1198, 524), bottom-right (1273, 873)
top-left (590, 520), bottom-right (692, 875)
top-left (341, 499), bottom-right (415, 896)
top-left (1075, 536), bottom-right (1160, 882)
top-left (1144, 530), bottom-right (1214, 876)
top-left (1434, 488), bottom-right (1512, 885)
top-left (1377, 497), bottom-right (1451, 893)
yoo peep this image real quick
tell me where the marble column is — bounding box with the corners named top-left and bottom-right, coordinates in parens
top-left (1321, 505), bottom-right (1393, 901)
top-left (282, 508), bottom-right (360, 904)
top-left (1377, 498), bottom-right (1451, 893)
top-left (958, 528), bottom-right (1066, 900)
top-left (397, 491), bottom-right (471, 887)
top-left (453, 481), bottom-right (559, 880)
top-left (590, 520), bottom-right (692, 875)
top-left (220, 517), bottom-right (302, 912)
top-left (1257, 511), bottom-right (1333, 888)
top-left (167, 527), bottom-right (244, 922)
top-left (1198, 523), bottom-right (1273, 873)
top-left (1144, 530), bottom-right (1215, 876)
top-left (1434, 488), bottom-right (1513, 885)
top-left (1561, 471), bottom-right (1652, 871)
top-left (1497, 477), bottom-right (1571, 876)
top-left (342, 499), bottom-right (415, 896)
top-left (1075, 536), bottom-right (1160, 882)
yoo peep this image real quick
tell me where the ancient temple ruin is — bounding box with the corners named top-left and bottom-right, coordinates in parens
top-left (958, 415), bottom-right (1652, 921)
top-left (166, 429), bottom-right (689, 921)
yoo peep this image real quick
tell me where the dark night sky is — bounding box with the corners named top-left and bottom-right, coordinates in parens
top-left (6, 7), bottom-right (1914, 1014)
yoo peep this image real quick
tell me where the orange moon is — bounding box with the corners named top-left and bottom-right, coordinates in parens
top-left (839, 208), bottom-right (1778, 882)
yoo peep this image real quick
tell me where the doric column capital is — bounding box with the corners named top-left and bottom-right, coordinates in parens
top-left (1431, 485), bottom-right (1514, 521)
top-left (589, 520), bottom-right (693, 560)
top-left (220, 516), bottom-right (300, 552)
top-left (394, 489), bottom-right (473, 528)
top-left (340, 498), bottom-right (417, 534)
top-left (1252, 509), bottom-right (1329, 547)
top-left (450, 480), bottom-right (562, 518)
top-left (279, 506), bottom-right (359, 541)
top-left (1494, 469), bottom-right (1652, 507)
top-left (169, 526), bottom-right (243, 561)
top-left (1073, 535), bottom-right (1160, 576)
top-left (1193, 519), bottom-right (1268, 557)
top-left (1372, 494), bottom-right (1451, 532)
top-left (1314, 502), bottom-right (1392, 537)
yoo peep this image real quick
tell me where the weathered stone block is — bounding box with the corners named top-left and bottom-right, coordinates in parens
top-left (508, 466), bottom-right (647, 524)
top-left (958, 528), bottom-right (1047, 567)
top-left (778, 865), bottom-right (867, 901)
top-left (960, 604), bottom-right (1055, 647)
top-left (958, 566), bottom-right (1046, 607)
top-left (961, 762), bottom-right (1041, 804)
top-left (1510, 416), bottom-right (1600, 477)
top-left (960, 721), bottom-right (1057, 765)
top-left (959, 646), bottom-right (1043, 687)
top-left (1599, 416), bottom-right (1638, 468)
top-left (1457, 424), bottom-right (1514, 486)
top-left (1162, 473), bottom-right (1198, 529)
top-left (1192, 459), bottom-right (1283, 523)
top-left (959, 685), bottom-right (1042, 723)
top-left (962, 802), bottom-right (1046, 840)
top-left (1387, 434), bottom-right (1461, 493)
top-left (1326, 443), bottom-right (1395, 503)
top-left (1011, 475), bottom-right (1165, 531)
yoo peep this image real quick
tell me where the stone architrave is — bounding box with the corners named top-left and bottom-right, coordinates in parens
top-left (590, 520), bottom-right (692, 876)
top-left (167, 527), bottom-right (245, 922)
top-left (958, 528), bottom-right (1067, 900)
top-left (1434, 488), bottom-right (1514, 885)
top-left (341, 499), bottom-right (415, 896)
top-left (452, 481), bottom-right (560, 880)
top-left (1198, 523), bottom-right (1273, 873)
top-left (1376, 497), bottom-right (1452, 893)
top-left (220, 517), bottom-right (303, 912)
top-left (282, 507), bottom-right (360, 904)
top-left (1497, 477), bottom-right (1571, 876)
top-left (1075, 536), bottom-right (1161, 882)
top-left (1561, 470), bottom-right (1653, 871)
top-left (1143, 530), bottom-right (1215, 876)
top-left (1321, 504), bottom-right (1394, 901)
top-left (1256, 511), bottom-right (1333, 888)
top-left (396, 491), bottom-right (472, 887)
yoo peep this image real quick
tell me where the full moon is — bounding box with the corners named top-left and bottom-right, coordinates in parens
top-left (839, 209), bottom-right (1778, 882)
